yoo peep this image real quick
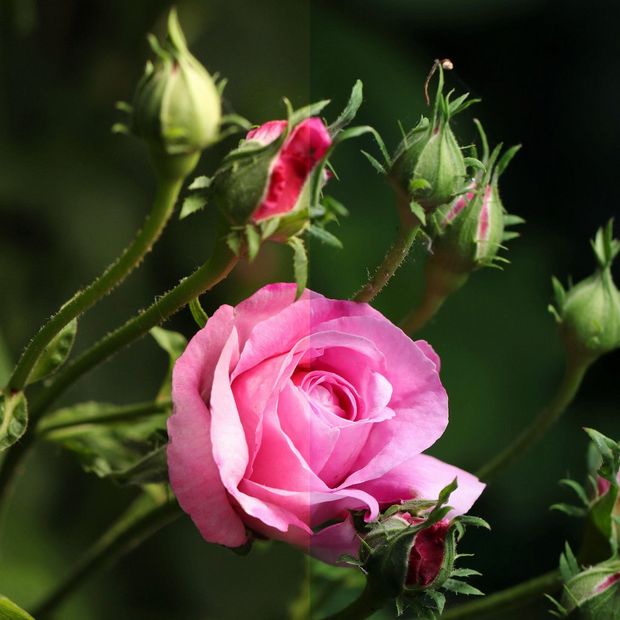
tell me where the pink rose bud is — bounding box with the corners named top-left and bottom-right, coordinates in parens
top-left (421, 132), bottom-right (522, 303)
top-left (405, 518), bottom-right (451, 587)
top-left (550, 220), bottom-right (620, 363)
top-left (558, 559), bottom-right (620, 619)
top-left (166, 284), bottom-right (484, 563)
top-left (207, 117), bottom-right (331, 231)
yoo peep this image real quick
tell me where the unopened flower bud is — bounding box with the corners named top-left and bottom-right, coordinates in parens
top-left (560, 560), bottom-right (620, 619)
top-left (417, 134), bottom-right (521, 314)
top-left (390, 64), bottom-right (476, 213)
top-left (551, 221), bottom-right (620, 363)
top-left (362, 513), bottom-right (455, 598)
top-left (130, 9), bottom-right (221, 175)
top-left (186, 116), bottom-right (331, 237)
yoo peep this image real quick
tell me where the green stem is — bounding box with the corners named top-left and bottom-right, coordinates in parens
top-left (322, 583), bottom-right (387, 620)
top-left (36, 400), bottom-right (171, 436)
top-left (400, 290), bottom-right (447, 334)
top-left (441, 570), bottom-right (560, 620)
top-left (476, 354), bottom-right (591, 482)
top-left (0, 238), bottom-right (237, 509)
top-left (353, 195), bottom-right (420, 304)
top-left (7, 155), bottom-right (198, 392)
top-left (30, 237), bottom-right (237, 421)
top-left (32, 492), bottom-right (182, 619)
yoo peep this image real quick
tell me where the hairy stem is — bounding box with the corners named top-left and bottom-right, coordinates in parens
top-left (476, 354), bottom-right (591, 482)
top-left (353, 195), bottom-right (420, 303)
top-left (441, 570), bottom-right (560, 619)
top-left (32, 492), bottom-right (182, 619)
top-left (400, 289), bottom-right (447, 334)
top-left (7, 157), bottom-right (197, 392)
top-left (0, 238), bottom-right (238, 509)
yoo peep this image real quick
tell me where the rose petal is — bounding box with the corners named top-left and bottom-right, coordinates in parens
top-left (354, 453), bottom-right (485, 516)
top-left (167, 305), bottom-right (247, 547)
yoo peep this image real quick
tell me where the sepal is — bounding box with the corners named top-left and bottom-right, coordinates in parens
top-left (550, 220), bottom-right (620, 362)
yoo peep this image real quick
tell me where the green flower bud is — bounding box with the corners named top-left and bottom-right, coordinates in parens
top-left (389, 63), bottom-right (478, 213)
top-left (130, 9), bottom-right (221, 169)
top-left (418, 131), bottom-right (522, 310)
top-left (560, 560), bottom-right (620, 619)
top-left (551, 221), bottom-right (620, 363)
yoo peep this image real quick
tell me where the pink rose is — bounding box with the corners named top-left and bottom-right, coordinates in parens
top-left (167, 283), bottom-right (484, 563)
top-left (245, 118), bottom-right (331, 223)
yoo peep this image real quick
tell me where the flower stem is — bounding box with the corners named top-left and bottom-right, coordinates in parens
top-left (6, 155), bottom-right (198, 392)
top-left (440, 570), bottom-right (560, 619)
top-left (0, 237), bottom-right (238, 510)
top-left (476, 354), bottom-right (591, 482)
top-left (30, 237), bottom-right (237, 420)
top-left (353, 195), bottom-right (420, 304)
top-left (399, 289), bottom-right (447, 334)
top-left (32, 491), bottom-right (182, 619)
top-left (322, 582), bottom-right (387, 620)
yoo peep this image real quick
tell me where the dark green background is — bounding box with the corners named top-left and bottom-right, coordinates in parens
top-left (0, 0), bottom-right (618, 618)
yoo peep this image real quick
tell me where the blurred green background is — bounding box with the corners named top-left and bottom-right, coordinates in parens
top-left (0, 0), bottom-right (619, 618)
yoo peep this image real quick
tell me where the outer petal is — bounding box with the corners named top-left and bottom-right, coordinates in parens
top-left (246, 120), bottom-right (287, 145)
top-left (309, 516), bottom-right (361, 565)
top-left (167, 305), bottom-right (247, 547)
top-left (354, 453), bottom-right (485, 517)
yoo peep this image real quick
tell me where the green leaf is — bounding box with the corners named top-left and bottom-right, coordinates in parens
top-left (226, 231), bottom-right (242, 256)
top-left (425, 589), bottom-right (446, 614)
top-left (150, 326), bottom-right (187, 402)
top-left (409, 200), bottom-right (427, 226)
top-left (28, 318), bottom-right (77, 385)
top-left (495, 144), bottom-right (521, 178)
top-left (442, 579), bottom-right (484, 596)
top-left (187, 175), bottom-right (211, 190)
top-left (463, 157), bottom-right (485, 172)
top-left (451, 568), bottom-right (482, 578)
top-left (328, 80), bottom-right (363, 136)
top-left (0, 391), bottom-right (28, 452)
top-left (0, 596), bottom-right (34, 620)
top-left (504, 214), bottom-right (526, 226)
top-left (188, 297), bottom-right (208, 328)
top-left (559, 478), bottom-right (590, 506)
top-left (322, 195), bottom-right (349, 218)
top-left (37, 400), bottom-right (170, 435)
top-left (245, 225), bottom-right (261, 262)
top-left (550, 503), bottom-right (587, 518)
top-left (410, 178), bottom-right (432, 193)
top-left (111, 445), bottom-right (168, 486)
top-left (306, 225), bottom-right (343, 249)
top-left (288, 237), bottom-right (308, 300)
top-left (260, 216), bottom-right (281, 241)
top-left (559, 542), bottom-right (580, 581)
top-left (40, 401), bottom-right (169, 479)
top-left (288, 99), bottom-right (331, 127)
top-left (180, 193), bottom-right (207, 219)
top-left (361, 150), bottom-right (387, 174)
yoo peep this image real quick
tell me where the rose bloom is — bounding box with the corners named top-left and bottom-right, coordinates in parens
top-left (245, 118), bottom-right (331, 223)
top-left (167, 284), bottom-right (484, 563)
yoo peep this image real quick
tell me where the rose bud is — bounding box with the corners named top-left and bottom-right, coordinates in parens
top-left (363, 513), bottom-right (454, 594)
top-left (182, 115), bottom-right (332, 249)
top-left (389, 62), bottom-right (478, 214)
top-left (550, 220), bottom-right (620, 364)
top-left (423, 135), bottom-right (522, 299)
top-left (559, 560), bottom-right (620, 619)
top-left (129, 9), bottom-right (221, 175)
